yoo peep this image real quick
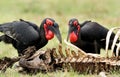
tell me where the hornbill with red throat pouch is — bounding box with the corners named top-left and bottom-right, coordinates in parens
top-left (67, 18), bottom-right (119, 54)
top-left (0, 18), bottom-right (62, 56)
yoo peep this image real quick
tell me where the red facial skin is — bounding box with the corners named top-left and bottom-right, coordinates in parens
top-left (69, 20), bottom-right (80, 42)
top-left (46, 19), bottom-right (54, 26)
top-left (70, 31), bottom-right (78, 42)
top-left (73, 20), bottom-right (78, 26)
top-left (44, 19), bottom-right (54, 40)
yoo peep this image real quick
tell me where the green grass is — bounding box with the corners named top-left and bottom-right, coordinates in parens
top-left (0, 0), bottom-right (120, 77)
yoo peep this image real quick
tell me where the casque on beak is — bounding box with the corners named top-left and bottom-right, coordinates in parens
top-left (48, 22), bottom-right (62, 43)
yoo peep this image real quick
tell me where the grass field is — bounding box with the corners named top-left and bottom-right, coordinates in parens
top-left (0, 0), bottom-right (120, 77)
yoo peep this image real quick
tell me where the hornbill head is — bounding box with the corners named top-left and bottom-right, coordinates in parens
top-left (43, 18), bottom-right (62, 43)
top-left (67, 18), bottom-right (80, 43)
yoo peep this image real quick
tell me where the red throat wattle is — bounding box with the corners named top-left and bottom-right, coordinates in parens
top-left (44, 24), bottom-right (54, 40)
top-left (46, 30), bottom-right (54, 40)
top-left (70, 31), bottom-right (78, 42)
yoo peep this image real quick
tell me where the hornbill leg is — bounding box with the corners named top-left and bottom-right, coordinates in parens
top-left (94, 40), bottom-right (100, 54)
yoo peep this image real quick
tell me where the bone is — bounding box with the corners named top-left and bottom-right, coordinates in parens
top-left (87, 53), bottom-right (101, 57)
top-left (44, 49), bottom-right (51, 64)
top-left (71, 50), bottom-right (77, 57)
top-left (58, 44), bottom-right (65, 57)
top-left (27, 50), bottom-right (46, 60)
top-left (51, 48), bottom-right (59, 58)
top-left (106, 27), bottom-right (120, 57)
top-left (65, 48), bottom-right (71, 57)
top-left (116, 42), bottom-right (120, 56)
top-left (64, 39), bottom-right (87, 56)
top-left (77, 50), bottom-right (86, 57)
top-left (64, 40), bottom-right (101, 58)
top-left (111, 29), bottom-right (120, 55)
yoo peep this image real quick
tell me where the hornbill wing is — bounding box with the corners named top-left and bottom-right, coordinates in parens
top-left (80, 20), bottom-right (91, 27)
top-left (19, 19), bottom-right (40, 32)
top-left (80, 22), bottom-right (109, 42)
top-left (0, 21), bottom-right (40, 45)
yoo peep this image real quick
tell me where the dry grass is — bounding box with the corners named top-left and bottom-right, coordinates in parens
top-left (0, 0), bottom-right (120, 76)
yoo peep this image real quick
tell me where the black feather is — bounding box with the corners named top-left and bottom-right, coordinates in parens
top-left (68, 19), bottom-right (119, 54)
top-left (0, 19), bottom-right (47, 56)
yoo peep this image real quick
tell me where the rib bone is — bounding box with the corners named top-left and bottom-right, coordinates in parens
top-left (64, 39), bottom-right (87, 56)
top-left (106, 27), bottom-right (120, 57)
top-left (116, 42), bottom-right (120, 56)
top-left (111, 29), bottom-right (120, 55)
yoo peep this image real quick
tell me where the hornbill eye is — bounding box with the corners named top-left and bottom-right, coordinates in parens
top-left (46, 19), bottom-right (54, 26)
top-left (73, 20), bottom-right (78, 26)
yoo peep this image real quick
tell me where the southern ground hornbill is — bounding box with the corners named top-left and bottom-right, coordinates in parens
top-left (0, 18), bottom-right (62, 56)
top-left (67, 18), bottom-right (118, 54)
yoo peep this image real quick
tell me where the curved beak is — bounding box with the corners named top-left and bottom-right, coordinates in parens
top-left (67, 26), bottom-right (74, 41)
top-left (48, 22), bottom-right (62, 43)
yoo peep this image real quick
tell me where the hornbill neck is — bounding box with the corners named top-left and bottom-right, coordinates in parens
top-left (34, 24), bottom-right (48, 50)
top-left (76, 25), bottom-right (82, 43)
top-left (75, 27), bottom-right (82, 43)
top-left (39, 23), bottom-right (48, 42)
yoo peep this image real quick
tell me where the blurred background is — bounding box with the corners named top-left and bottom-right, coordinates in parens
top-left (0, 0), bottom-right (120, 77)
top-left (0, 0), bottom-right (120, 56)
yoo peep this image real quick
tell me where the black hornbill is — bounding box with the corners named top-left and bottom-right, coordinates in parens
top-left (67, 18), bottom-right (118, 54)
top-left (0, 18), bottom-right (62, 56)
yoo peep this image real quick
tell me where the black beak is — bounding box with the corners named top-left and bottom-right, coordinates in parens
top-left (48, 22), bottom-right (62, 43)
top-left (67, 26), bottom-right (74, 41)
